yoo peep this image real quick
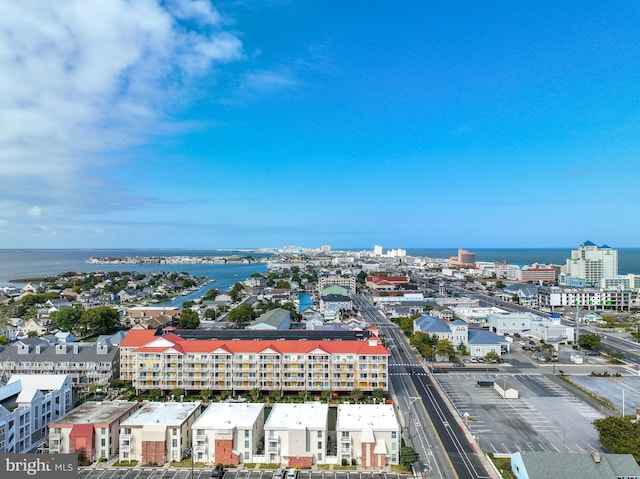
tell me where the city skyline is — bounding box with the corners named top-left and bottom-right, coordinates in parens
top-left (2, 1), bottom-right (640, 249)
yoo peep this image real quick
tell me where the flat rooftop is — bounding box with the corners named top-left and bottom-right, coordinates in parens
top-left (193, 402), bottom-right (264, 429)
top-left (265, 403), bottom-right (328, 430)
top-left (337, 404), bottom-right (399, 431)
top-left (121, 401), bottom-right (201, 427)
top-left (53, 401), bottom-right (139, 425)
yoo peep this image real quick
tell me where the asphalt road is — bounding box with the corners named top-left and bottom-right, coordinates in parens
top-left (353, 295), bottom-right (491, 479)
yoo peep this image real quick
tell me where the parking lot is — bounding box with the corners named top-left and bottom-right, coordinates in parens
top-left (436, 371), bottom-right (604, 455)
top-left (78, 469), bottom-right (407, 479)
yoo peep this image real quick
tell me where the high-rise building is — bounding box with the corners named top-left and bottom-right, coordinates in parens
top-left (565, 241), bottom-right (618, 286)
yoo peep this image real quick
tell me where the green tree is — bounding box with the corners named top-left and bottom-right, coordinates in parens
top-left (0, 335), bottom-right (8, 346)
top-left (178, 308), bottom-right (200, 329)
top-left (228, 304), bottom-right (255, 326)
top-left (50, 307), bottom-right (83, 332)
top-left (229, 282), bottom-right (245, 302)
top-left (203, 308), bottom-right (217, 320)
top-left (593, 416), bottom-right (640, 463)
top-left (578, 333), bottom-right (602, 351)
top-left (203, 288), bottom-right (219, 301)
top-left (435, 338), bottom-right (456, 361)
top-left (400, 446), bottom-right (420, 469)
top-left (484, 351), bottom-right (501, 362)
top-left (276, 280), bottom-right (291, 289)
top-left (80, 306), bottom-right (120, 336)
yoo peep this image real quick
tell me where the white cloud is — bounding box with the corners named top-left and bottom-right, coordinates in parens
top-left (0, 0), bottom-right (244, 238)
top-left (27, 206), bottom-right (42, 218)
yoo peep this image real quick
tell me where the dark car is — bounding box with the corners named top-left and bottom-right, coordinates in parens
top-left (514, 333), bottom-right (521, 338)
top-left (211, 465), bottom-right (225, 479)
top-left (572, 345), bottom-right (579, 350)
top-left (529, 340), bottom-right (536, 346)
top-left (585, 350), bottom-right (601, 356)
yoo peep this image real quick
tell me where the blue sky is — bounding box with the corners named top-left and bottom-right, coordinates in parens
top-left (1, 1), bottom-right (639, 249)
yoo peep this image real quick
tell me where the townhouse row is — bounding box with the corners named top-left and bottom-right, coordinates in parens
top-left (120, 330), bottom-right (390, 394)
top-left (50, 401), bottom-right (400, 469)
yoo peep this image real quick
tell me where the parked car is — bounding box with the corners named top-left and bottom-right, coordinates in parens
top-left (529, 340), bottom-right (536, 346)
top-left (514, 333), bottom-right (521, 338)
top-left (211, 465), bottom-right (225, 479)
top-left (585, 350), bottom-right (601, 356)
top-left (287, 469), bottom-right (298, 479)
top-left (572, 345), bottom-right (579, 350)
top-left (273, 469), bottom-right (285, 479)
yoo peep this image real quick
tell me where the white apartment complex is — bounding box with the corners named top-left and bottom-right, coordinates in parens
top-left (0, 374), bottom-right (73, 454)
top-left (191, 402), bottom-right (265, 465)
top-left (119, 401), bottom-right (202, 465)
top-left (120, 330), bottom-right (389, 394)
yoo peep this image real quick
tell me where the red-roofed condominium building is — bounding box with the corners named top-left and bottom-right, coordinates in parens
top-left (119, 330), bottom-right (389, 395)
top-left (364, 276), bottom-right (411, 296)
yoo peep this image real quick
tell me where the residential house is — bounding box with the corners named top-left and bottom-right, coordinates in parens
top-left (247, 308), bottom-right (291, 331)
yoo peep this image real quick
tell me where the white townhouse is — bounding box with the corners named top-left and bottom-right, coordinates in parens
top-left (191, 402), bottom-right (265, 466)
top-left (264, 402), bottom-right (328, 467)
top-left (0, 374), bottom-right (73, 454)
top-left (336, 404), bottom-right (400, 468)
top-left (119, 401), bottom-right (202, 465)
top-left (49, 400), bottom-right (140, 462)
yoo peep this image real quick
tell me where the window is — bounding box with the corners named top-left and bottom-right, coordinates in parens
top-left (245, 440), bottom-right (249, 448)
top-left (391, 431), bottom-right (397, 439)
top-left (244, 430), bottom-right (250, 438)
top-left (101, 438), bottom-right (106, 447)
top-left (317, 453), bottom-right (322, 461)
top-left (172, 439), bottom-right (178, 448)
top-left (317, 441), bottom-right (322, 449)
top-left (317, 431), bottom-right (322, 438)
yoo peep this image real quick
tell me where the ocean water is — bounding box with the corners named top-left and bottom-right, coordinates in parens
top-left (2, 247), bottom-right (640, 289)
top-left (0, 249), bottom-right (268, 289)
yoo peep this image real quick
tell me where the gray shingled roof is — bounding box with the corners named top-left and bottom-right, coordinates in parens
top-left (414, 315), bottom-right (451, 333)
top-left (515, 451), bottom-right (640, 478)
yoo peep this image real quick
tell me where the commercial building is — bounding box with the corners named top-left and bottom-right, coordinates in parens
top-left (0, 374), bottom-right (73, 454)
top-left (120, 330), bottom-right (389, 395)
top-left (49, 400), bottom-right (139, 461)
top-left (247, 308), bottom-right (291, 331)
top-left (119, 401), bottom-right (202, 465)
top-left (264, 403), bottom-right (328, 467)
top-left (191, 402), bottom-right (265, 465)
top-left (537, 286), bottom-right (640, 312)
top-left (562, 241), bottom-right (618, 287)
top-left (318, 276), bottom-right (357, 295)
top-left (336, 404), bottom-right (400, 468)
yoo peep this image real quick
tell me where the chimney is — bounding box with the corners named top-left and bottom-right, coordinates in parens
top-left (591, 451), bottom-right (601, 463)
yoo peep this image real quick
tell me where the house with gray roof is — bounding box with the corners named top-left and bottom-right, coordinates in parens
top-left (511, 451), bottom-right (640, 479)
top-left (414, 315), bottom-right (507, 358)
top-left (247, 308), bottom-right (291, 330)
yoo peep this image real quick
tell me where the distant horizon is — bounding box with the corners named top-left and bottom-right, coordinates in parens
top-left (3, 244), bottom-right (640, 252)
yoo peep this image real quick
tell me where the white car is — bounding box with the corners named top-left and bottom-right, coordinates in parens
top-left (287, 469), bottom-right (298, 479)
